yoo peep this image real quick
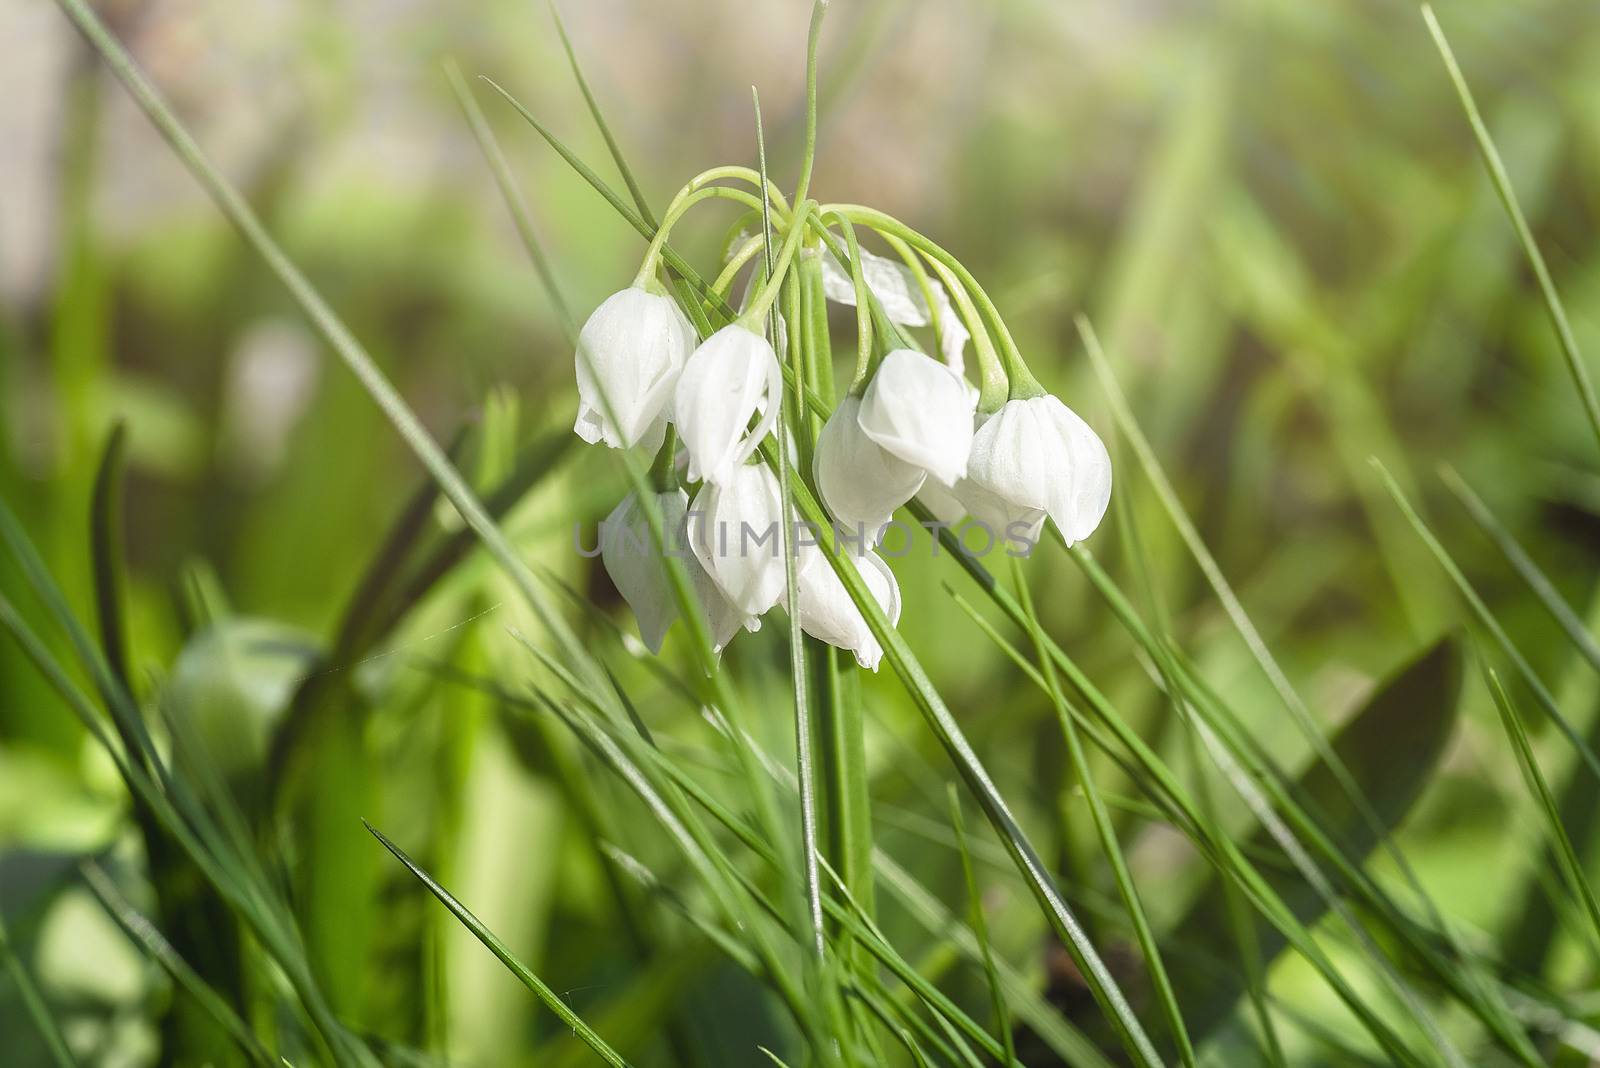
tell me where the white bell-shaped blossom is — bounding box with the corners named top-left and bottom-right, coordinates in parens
top-left (796, 547), bottom-right (901, 672)
top-left (674, 324), bottom-right (783, 485)
top-left (814, 395), bottom-right (926, 538)
top-left (957, 395), bottom-right (1112, 549)
top-left (858, 348), bottom-right (978, 485)
top-left (601, 489), bottom-right (747, 654)
top-left (690, 462), bottom-right (788, 622)
top-left (574, 287), bottom-right (696, 450)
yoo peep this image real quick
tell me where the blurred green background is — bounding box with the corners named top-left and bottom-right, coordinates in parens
top-left (4, 0), bottom-right (1600, 1064)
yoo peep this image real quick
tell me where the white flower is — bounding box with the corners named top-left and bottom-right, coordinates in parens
top-left (601, 489), bottom-right (747, 654)
top-left (956, 395), bottom-right (1111, 548)
top-left (674, 324), bottom-right (783, 485)
top-left (690, 463), bottom-right (788, 622)
top-left (858, 348), bottom-right (978, 485)
top-left (796, 548), bottom-right (901, 671)
top-left (574, 287), bottom-right (696, 450)
top-left (814, 395), bottom-right (926, 538)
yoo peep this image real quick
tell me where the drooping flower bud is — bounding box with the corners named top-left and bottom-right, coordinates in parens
top-left (956, 395), bottom-right (1111, 549)
top-left (601, 489), bottom-right (747, 654)
top-left (814, 395), bottom-right (926, 538)
top-left (673, 324), bottom-right (783, 485)
top-left (858, 348), bottom-right (978, 486)
top-left (574, 287), bottom-right (697, 450)
top-left (690, 462), bottom-right (788, 622)
top-left (796, 547), bottom-right (901, 672)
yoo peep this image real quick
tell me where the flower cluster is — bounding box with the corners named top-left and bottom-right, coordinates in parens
top-left (569, 184), bottom-right (1109, 670)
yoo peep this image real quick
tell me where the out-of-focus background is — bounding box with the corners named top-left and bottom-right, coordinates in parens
top-left (4, 0), bottom-right (1600, 1065)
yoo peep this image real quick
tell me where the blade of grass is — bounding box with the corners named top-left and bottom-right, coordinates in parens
top-left (754, 85), bottom-right (823, 958)
top-left (752, 439), bottom-right (1164, 1068)
top-left (1375, 459), bottom-right (1600, 783)
top-left (1009, 556), bottom-right (1196, 1066)
top-left (1420, 3), bottom-right (1600, 456)
top-left (444, 60), bottom-right (575, 342)
top-left (0, 911), bottom-right (78, 1068)
top-left (946, 786), bottom-right (1016, 1068)
top-left (1482, 665), bottom-right (1600, 951)
top-left (1441, 465), bottom-right (1600, 675)
top-left (365, 821), bottom-right (633, 1067)
top-left (80, 860), bottom-right (275, 1068)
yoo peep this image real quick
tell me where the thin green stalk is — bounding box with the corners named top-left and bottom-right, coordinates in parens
top-left (444, 59), bottom-right (575, 342)
top-left (1482, 666), bottom-right (1600, 952)
top-left (1421, 4), bottom-right (1600, 456)
top-left (80, 862), bottom-right (275, 1067)
top-left (755, 86), bottom-right (824, 958)
top-left (367, 823), bottom-right (633, 1068)
top-left (0, 914), bottom-right (77, 1068)
top-left (947, 786), bottom-right (1016, 1068)
top-left (1375, 459), bottom-right (1600, 783)
top-left (1010, 557), bottom-right (1196, 1067)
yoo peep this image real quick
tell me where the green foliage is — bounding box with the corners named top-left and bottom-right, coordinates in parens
top-left (6, 0), bottom-right (1600, 1065)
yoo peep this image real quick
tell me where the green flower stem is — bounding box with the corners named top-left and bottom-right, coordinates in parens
top-left (742, 201), bottom-right (817, 326)
top-left (878, 232), bottom-right (947, 364)
top-left (917, 252), bottom-right (1008, 411)
top-left (791, 0), bottom-right (829, 208)
top-left (828, 215), bottom-right (875, 392)
top-left (712, 234), bottom-right (767, 302)
top-left (825, 203), bottom-right (1043, 401)
top-left (634, 185), bottom-right (766, 288)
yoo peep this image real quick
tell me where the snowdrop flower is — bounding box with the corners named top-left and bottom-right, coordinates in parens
top-left (601, 489), bottom-right (747, 654)
top-left (814, 395), bottom-right (926, 538)
top-left (796, 548), bottom-right (901, 672)
top-left (858, 348), bottom-right (978, 485)
top-left (956, 395), bottom-right (1112, 548)
top-left (690, 462), bottom-right (788, 622)
top-left (574, 287), bottom-right (697, 450)
top-left (674, 324), bottom-right (783, 485)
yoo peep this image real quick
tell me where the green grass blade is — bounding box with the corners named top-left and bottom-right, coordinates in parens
top-left (50, 0), bottom-right (600, 707)
top-left (1009, 557), bottom-right (1196, 1066)
top-left (1420, 3), bottom-right (1600, 456)
top-left (88, 419), bottom-right (130, 691)
top-left (1441, 465), bottom-right (1600, 675)
top-left (1375, 459), bottom-right (1600, 783)
top-left (547, 3), bottom-right (656, 226)
top-left (444, 60), bottom-right (576, 343)
top-left (0, 912), bottom-right (78, 1068)
top-left (946, 786), bottom-right (1016, 1068)
top-left (80, 861), bottom-right (275, 1067)
top-left (1482, 665), bottom-right (1600, 951)
top-left (752, 440), bottom-right (1164, 1068)
top-left (365, 821), bottom-right (633, 1067)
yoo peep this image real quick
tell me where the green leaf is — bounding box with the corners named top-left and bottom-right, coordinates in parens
top-left (1164, 636), bottom-right (1464, 1043)
top-left (365, 821), bottom-right (633, 1068)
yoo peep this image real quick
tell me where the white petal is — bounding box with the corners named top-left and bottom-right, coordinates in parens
top-left (1033, 396), bottom-right (1112, 544)
top-left (674, 325), bottom-right (783, 485)
top-left (796, 548), bottom-right (900, 671)
top-left (858, 348), bottom-right (978, 485)
top-left (574, 288), bottom-right (695, 449)
top-left (689, 464), bottom-right (789, 618)
top-left (601, 489), bottom-right (751, 655)
top-left (819, 245), bottom-right (971, 375)
top-left (813, 395), bottom-right (926, 539)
